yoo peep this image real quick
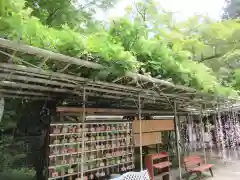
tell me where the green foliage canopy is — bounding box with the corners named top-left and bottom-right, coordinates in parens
top-left (0, 0), bottom-right (239, 97)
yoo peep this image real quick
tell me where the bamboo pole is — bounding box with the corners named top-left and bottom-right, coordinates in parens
top-left (138, 94), bottom-right (143, 170)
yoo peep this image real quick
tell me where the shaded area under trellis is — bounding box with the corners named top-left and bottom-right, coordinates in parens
top-left (0, 100), bottom-right (58, 180)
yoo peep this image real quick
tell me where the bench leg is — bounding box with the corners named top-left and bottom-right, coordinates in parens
top-left (209, 168), bottom-right (213, 177)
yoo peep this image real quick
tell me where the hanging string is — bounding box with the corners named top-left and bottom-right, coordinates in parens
top-left (224, 110), bottom-right (230, 148)
top-left (230, 107), bottom-right (240, 160)
top-left (179, 116), bottom-right (188, 156)
top-left (190, 114), bottom-right (197, 154)
top-left (184, 116), bottom-right (189, 155)
top-left (228, 106), bottom-right (235, 149)
top-left (195, 118), bottom-right (202, 150)
top-left (224, 109), bottom-right (231, 160)
top-left (187, 113), bottom-right (194, 154)
top-left (216, 107), bottom-right (226, 163)
top-left (232, 110), bottom-right (240, 148)
top-left (205, 112), bottom-right (213, 155)
top-left (215, 114), bottom-right (221, 155)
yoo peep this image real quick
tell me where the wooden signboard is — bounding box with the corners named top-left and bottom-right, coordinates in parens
top-left (132, 120), bottom-right (175, 133)
top-left (134, 132), bottom-right (162, 147)
top-left (133, 119), bottom-right (174, 146)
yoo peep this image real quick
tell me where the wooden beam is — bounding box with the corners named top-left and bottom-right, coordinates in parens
top-left (0, 80), bottom-right (74, 94)
top-left (0, 89), bottom-right (48, 97)
top-left (1, 94), bottom-right (50, 100)
top-left (0, 73), bottom-right (76, 88)
top-left (56, 107), bottom-right (187, 115)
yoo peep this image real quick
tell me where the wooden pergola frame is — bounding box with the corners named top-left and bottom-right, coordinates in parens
top-left (0, 39), bottom-right (239, 179)
top-left (0, 38), bottom-right (238, 114)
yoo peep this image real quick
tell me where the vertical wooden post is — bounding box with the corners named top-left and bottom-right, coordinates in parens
top-left (81, 88), bottom-right (86, 180)
top-left (174, 102), bottom-right (182, 180)
top-left (200, 105), bottom-right (207, 164)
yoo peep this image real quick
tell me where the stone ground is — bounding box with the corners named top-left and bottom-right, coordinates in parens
top-left (155, 149), bottom-right (240, 180)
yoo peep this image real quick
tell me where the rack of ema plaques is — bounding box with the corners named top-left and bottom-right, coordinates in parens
top-left (47, 112), bottom-right (134, 180)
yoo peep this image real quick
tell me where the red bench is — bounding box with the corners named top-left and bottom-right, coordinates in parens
top-left (183, 156), bottom-right (214, 180)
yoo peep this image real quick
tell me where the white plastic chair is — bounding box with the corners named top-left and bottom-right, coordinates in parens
top-left (111, 170), bottom-right (150, 180)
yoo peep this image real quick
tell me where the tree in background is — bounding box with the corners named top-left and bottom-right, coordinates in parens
top-left (25, 0), bottom-right (118, 31)
top-left (2, 0), bottom-right (240, 94)
top-left (223, 0), bottom-right (240, 19)
top-left (109, 0), bottom-right (240, 95)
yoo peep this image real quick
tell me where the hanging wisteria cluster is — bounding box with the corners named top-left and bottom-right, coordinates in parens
top-left (204, 115), bottom-right (213, 152)
top-left (232, 111), bottom-right (240, 147)
top-left (178, 108), bottom-right (240, 161)
top-left (179, 117), bottom-right (189, 154)
top-left (179, 115), bottom-right (204, 154)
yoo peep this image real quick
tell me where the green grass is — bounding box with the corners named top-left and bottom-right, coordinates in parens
top-left (0, 168), bottom-right (36, 180)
